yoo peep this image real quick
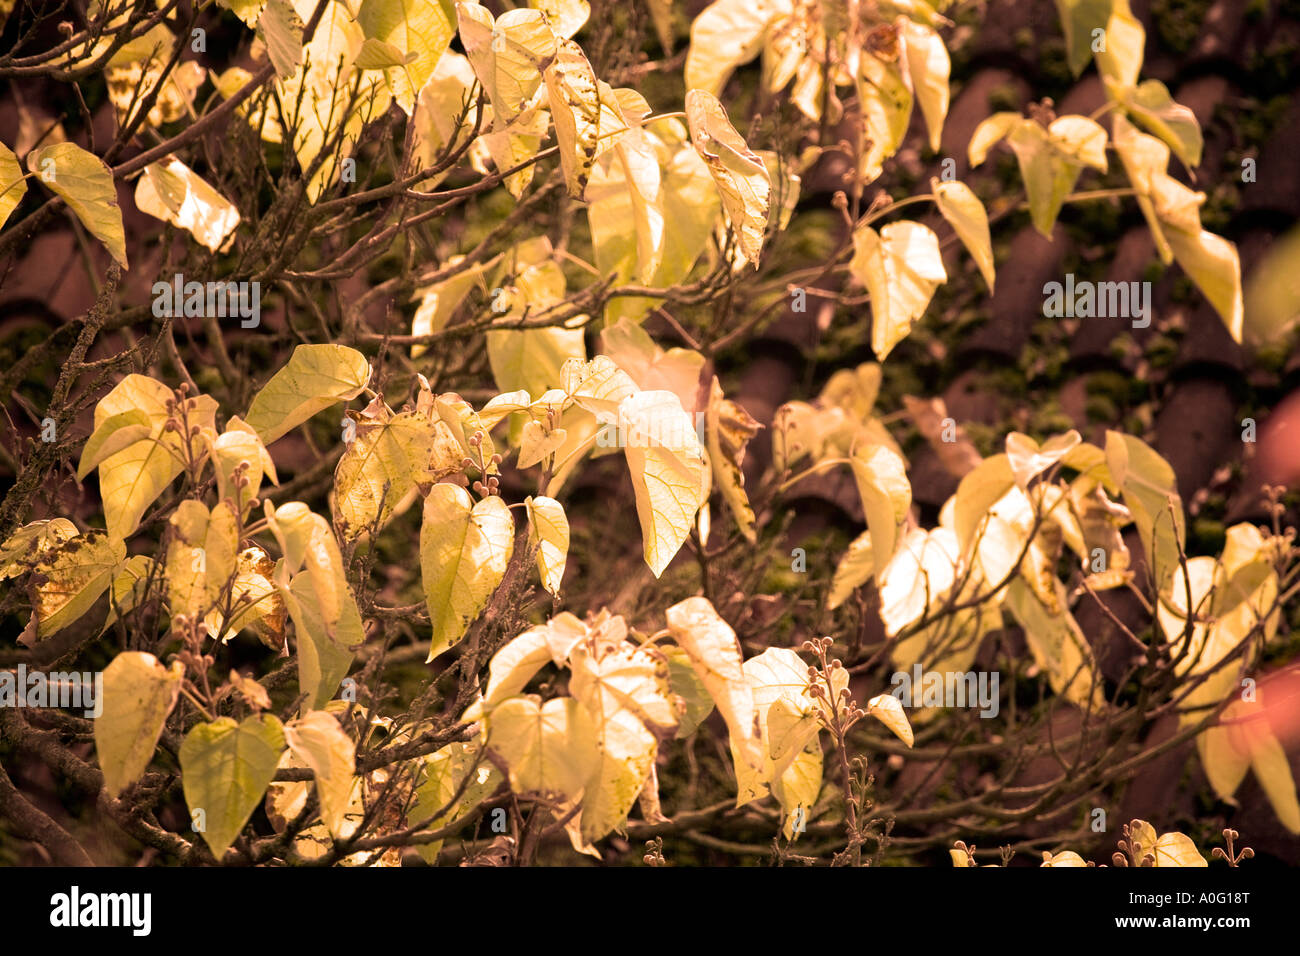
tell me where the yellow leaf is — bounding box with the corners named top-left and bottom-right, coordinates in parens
top-left (1206, 696), bottom-right (1300, 834)
top-left (284, 568), bottom-right (362, 711)
top-left (1096, 0), bottom-right (1144, 90)
top-left (487, 322), bottom-right (586, 399)
top-left (1243, 223), bottom-right (1300, 345)
top-left (456, 2), bottom-right (556, 126)
top-left (1004, 115), bottom-right (1108, 237)
top-left (1105, 430), bottom-right (1184, 592)
top-left (263, 500), bottom-right (317, 576)
top-left (518, 419), bottom-right (568, 468)
top-left (1119, 79), bottom-right (1202, 170)
top-left (208, 427), bottom-right (269, 515)
top-left (269, 505), bottom-right (361, 706)
top-left (600, 320), bottom-right (704, 415)
top-left (206, 546), bottom-right (286, 648)
top-left (479, 103), bottom-right (552, 198)
top-left (28, 141), bottom-right (127, 268)
top-left (165, 499), bottom-right (239, 625)
top-left (257, 0), bottom-right (303, 79)
top-left (569, 641), bottom-right (679, 737)
top-left (900, 19), bottom-right (949, 151)
top-left (421, 485), bottom-right (515, 662)
top-left (857, 46), bottom-right (913, 183)
top-left (684, 0), bottom-right (783, 96)
top-left (878, 528), bottom-right (959, 637)
top-left (850, 443), bottom-right (912, 583)
top-left (29, 531), bottom-right (126, 638)
top-left (772, 735), bottom-right (821, 840)
top-left (544, 39), bottom-right (614, 197)
top-left (487, 695), bottom-right (599, 801)
top-left (1041, 849), bottom-right (1088, 866)
top-left (1152, 831), bottom-right (1207, 867)
top-left (665, 596), bottom-right (764, 795)
top-left (284, 710), bottom-right (357, 839)
top-left (1005, 577), bottom-right (1105, 711)
top-left (94, 376), bottom-right (216, 540)
top-left (0, 141), bottom-right (28, 230)
top-left (828, 529), bottom-right (874, 610)
top-left (274, 0), bottom-right (391, 203)
top-left (1244, 717), bottom-right (1300, 835)
top-left (463, 623), bottom-right (554, 721)
top-left (94, 651), bottom-right (184, 796)
top-left (931, 178), bottom-right (995, 293)
top-left (410, 737), bottom-right (502, 862)
top-left (1165, 227), bottom-right (1243, 344)
top-left (411, 53), bottom-right (481, 193)
top-left (0, 518), bottom-right (79, 580)
top-left (618, 389), bottom-right (707, 576)
top-left (531, 0), bottom-right (589, 39)
top-left (102, 555), bottom-right (158, 633)
top-left (967, 111), bottom-right (1022, 167)
top-left (865, 693), bottom-right (914, 747)
top-left (1005, 429), bottom-right (1081, 488)
top-left (333, 407), bottom-right (461, 538)
top-left (568, 642), bottom-right (672, 840)
top-left (704, 376), bottom-right (760, 542)
top-left (953, 454), bottom-right (1015, 558)
top-left (180, 714), bottom-right (285, 859)
top-left (1051, 0), bottom-right (1112, 75)
top-left (244, 344), bottom-right (371, 444)
top-left (579, 706), bottom-right (657, 842)
top-left (744, 647), bottom-right (818, 775)
top-left (409, 255), bottom-right (489, 356)
top-left (664, 644), bottom-right (715, 738)
top-left (357, 0), bottom-right (454, 115)
top-left (76, 409), bottom-right (152, 482)
top-left (851, 220), bottom-right (946, 359)
top-left (684, 88), bottom-right (771, 266)
top-left (134, 159), bottom-right (241, 253)
top-left (525, 495), bottom-right (569, 595)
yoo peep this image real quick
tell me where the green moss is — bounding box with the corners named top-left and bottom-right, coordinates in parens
top-left (1151, 0), bottom-right (1213, 53)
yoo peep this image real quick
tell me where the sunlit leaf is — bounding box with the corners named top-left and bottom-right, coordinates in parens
top-left (457, 2), bottom-right (556, 126)
top-left (28, 142), bottom-right (127, 268)
top-left (95, 651), bottom-right (184, 796)
top-left (134, 159), bottom-right (241, 253)
top-left (0, 141), bottom-right (27, 230)
top-left (665, 596), bottom-right (764, 794)
top-left (618, 389), bottom-right (707, 577)
top-left (851, 220), bottom-right (946, 359)
top-left (244, 344), bottom-right (371, 444)
top-left (850, 444), bottom-right (912, 583)
top-left (421, 485), bottom-right (515, 661)
top-left (931, 178), bottom-right (995, 293)
top-left (685, 89), bottom-right (771, 266)
top-left (29, 531), bottom-right (126, 639)
top-left (900, 19), bottom-right (949, 151)
top-left (180, 714), bottom-right (286, 859)
top-left (684, 0), bottom-right (783, 97)
top-left (284, 710), bottom-right (356, 838)
top-left (357, 0), bottom-right (455, 114)
top-left (487, 695), bottom-right (599, 801)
